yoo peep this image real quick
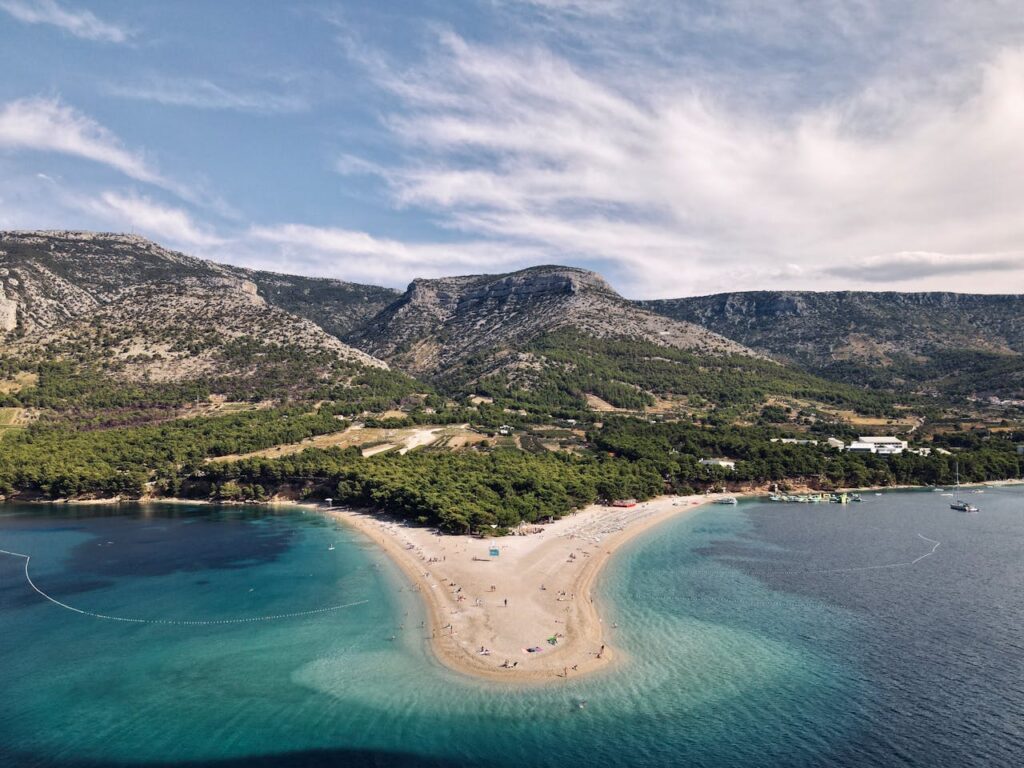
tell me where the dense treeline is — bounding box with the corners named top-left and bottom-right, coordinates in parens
top-left (0, 408), bottom-right (347, 498)
top-left (816, 349), bottom-right (1024, 400)
top-left (0, 357), bottom-right (424, 428)
top-left (593, 417), bottom-right (1022, 490)
top-left (1, 394), bottom-right (1020, 528)
top-left (203, 448), bottom-right (664, 533)
top-left (1, 348), bottom-right (423, 421)
top-left (1, 361), bottom-right (209, 412)
top-left (465, 331), bottom-right (903, 420)
top-left (2, 332), bottom-right (1021, 533)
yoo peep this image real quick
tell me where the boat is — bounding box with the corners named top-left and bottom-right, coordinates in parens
top-left (328, 543), bottom-right (336, 551)
top-left (768, 492), bottom-right (858, 505)
top-left (949, 500), bottom-right (977, 513)
top-left (950, 462), bottom-right (979, 513)
top-left (715, 497), bottom-right (738, 505)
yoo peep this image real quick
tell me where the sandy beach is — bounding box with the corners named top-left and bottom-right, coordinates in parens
top-left (330, 493), bottom-right (734, 683)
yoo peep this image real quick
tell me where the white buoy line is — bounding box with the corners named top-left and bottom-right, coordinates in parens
top-left (799, 533), bottom-right (941, 574)
top-left (0, 548), bottom-right (367, 625)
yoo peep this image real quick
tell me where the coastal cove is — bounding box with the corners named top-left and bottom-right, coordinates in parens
top-left (1, 488), bottom-right (1022, 767)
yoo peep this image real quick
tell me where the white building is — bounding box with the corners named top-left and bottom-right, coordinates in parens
top-left (856, 436), bottom-right (908, 455)
top-left (860, 436), bottom-right (909, 454)
top-left (843, 436), bottom-right (909, 455)
top-left (700, 458), bottom-right (736, 470)
top-left (847, 441), bottom-right (877, 454)
top-left (826, 437), bottom-right (846, 450)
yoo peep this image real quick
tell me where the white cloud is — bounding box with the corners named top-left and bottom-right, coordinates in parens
top-left (336, 31), bottom-right (1024, 297)
top-left (500, 0), bottom-right (627, 17)
top-left (106, 78), bottom-right (307, 114)
top-left (246, 223), bottom-right (549, 285)
top-left (0, 97), bottom-right (163, 186)
top-left (0, 0), bottom-right (129, 43)
top-left (825, 251), bottom-right (1023, 283)
top-left (76, 191), bottom-right (225, 248)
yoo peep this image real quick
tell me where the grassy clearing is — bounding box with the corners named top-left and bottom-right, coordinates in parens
top-left (0, 407), bottom-right (35, 440)
top-left (828, 409), bottom-right (919, 429)
top-left (208, 424), bottom-right (480, 462)
top-left (585, 393), bottom-right (625, 412)
top-left (0, 372), bottom-right (38, 394)
top-left (180, 396), bottom-right (273, 419)
top-left (766, 396), bottom-right (919, 429)
top-left (0, 407), bottom-right (34, 426)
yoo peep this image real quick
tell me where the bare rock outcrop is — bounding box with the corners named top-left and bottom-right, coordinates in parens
top-left (347, 265), bottom-right (752, 377)
top-left (0, 231), bottom-right (388, 380)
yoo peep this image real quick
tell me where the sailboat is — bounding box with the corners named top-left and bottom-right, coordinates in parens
top-left (950, 462), bottom-right (979, 513)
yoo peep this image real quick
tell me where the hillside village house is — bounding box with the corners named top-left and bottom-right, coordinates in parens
top-left (699, 458), bottom-right (736, 470)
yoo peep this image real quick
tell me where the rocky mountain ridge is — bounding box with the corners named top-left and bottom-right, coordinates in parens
top-left (643, 290), bottom-right (1024, 396)
top-left (0, 231), bottom-right (385, 382)
top-left (4, 231), bottom-right (1022, 401)
top-left (346, 266), bottom-right (750, 377)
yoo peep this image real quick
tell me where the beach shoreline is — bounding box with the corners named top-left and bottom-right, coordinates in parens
top-left (326, 493), bottom-right (736, 684)
top-left (8, 477), bottom-right (1021, 684)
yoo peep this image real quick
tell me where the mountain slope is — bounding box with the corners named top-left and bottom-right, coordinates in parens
top-left (642, 291), bottom-right (1024, 398)
top-left (346, 265), bottom-right (751, 377)
top-left (0, 231), bottom-right (385, 375)
top-left (233, 268), bottom-right (401, 339)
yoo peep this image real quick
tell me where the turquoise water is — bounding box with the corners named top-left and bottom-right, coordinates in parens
top-left (1, 490), bottom-right (1021, 767)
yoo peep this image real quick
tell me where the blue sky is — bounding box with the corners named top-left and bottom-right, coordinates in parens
top-left (1, 0), bottom-right (1023, 297)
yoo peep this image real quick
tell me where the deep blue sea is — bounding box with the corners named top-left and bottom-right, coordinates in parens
top-left (1, 489), bottom-right (1021, 767)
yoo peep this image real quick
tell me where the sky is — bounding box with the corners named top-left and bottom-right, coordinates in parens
top-left (1, 0), bottom-right (1023, 298)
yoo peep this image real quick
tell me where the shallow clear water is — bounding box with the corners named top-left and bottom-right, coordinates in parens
top-left (1, 489), bottom-right (1021, 767)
